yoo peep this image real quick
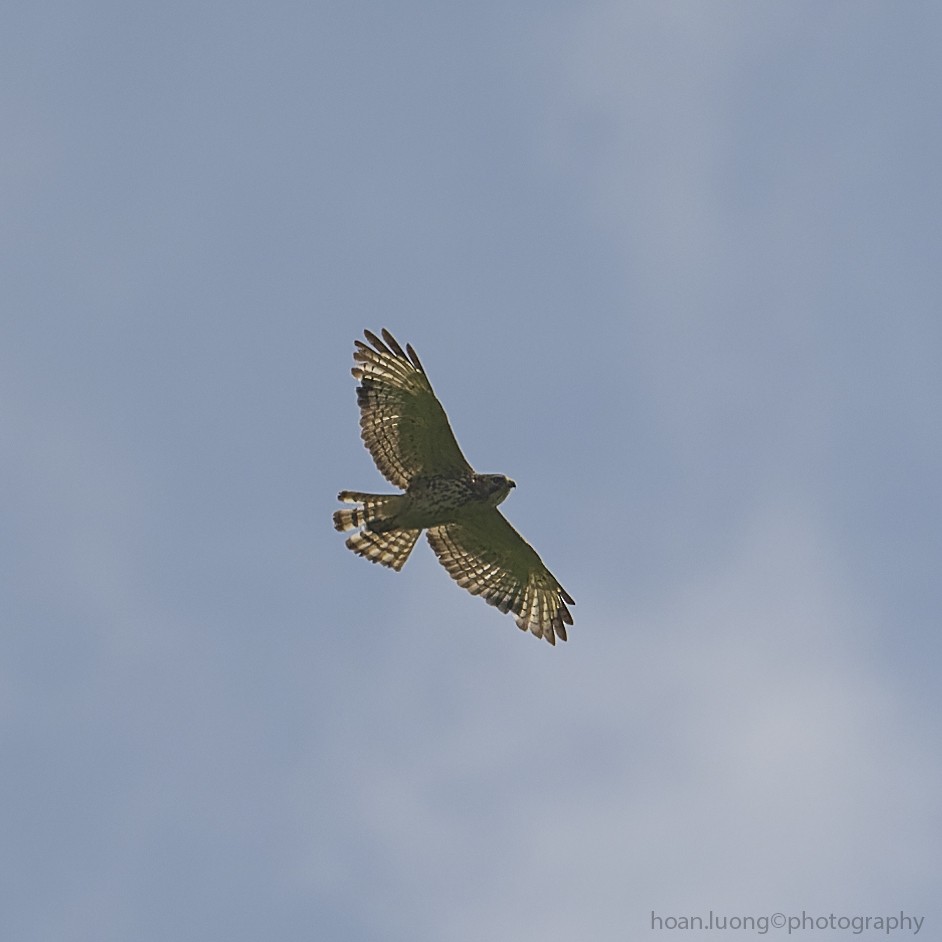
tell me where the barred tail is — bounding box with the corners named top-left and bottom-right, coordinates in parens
top-left (333, 491), bottom-right (420, 571)
top-left (333, 491), bottom-right (400, 532)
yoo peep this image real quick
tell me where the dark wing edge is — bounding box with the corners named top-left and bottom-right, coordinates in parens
top-left (363, 328), bottom-right (425, 374)
top-left (351, 329), bottom-right (473, 488)
top-left (426, 511), bottom-right (574, 645)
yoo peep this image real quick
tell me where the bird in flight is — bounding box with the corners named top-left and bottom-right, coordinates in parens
top-left (333, 329), bottom-right (574, 644)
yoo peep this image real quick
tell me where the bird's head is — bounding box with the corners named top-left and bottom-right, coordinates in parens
top-left (472, 473), bottom-right (516, 507)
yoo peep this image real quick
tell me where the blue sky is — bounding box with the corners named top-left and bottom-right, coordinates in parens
top-left (3, 3), bottom-right (941, 940)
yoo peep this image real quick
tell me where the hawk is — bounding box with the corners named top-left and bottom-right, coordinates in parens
top-left (333, 329), bottom-right (574, 644)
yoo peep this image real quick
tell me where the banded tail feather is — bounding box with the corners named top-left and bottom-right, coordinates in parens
top-left (333, 491), bottom-right (419, 571)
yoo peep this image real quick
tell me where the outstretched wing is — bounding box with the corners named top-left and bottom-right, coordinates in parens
top-left (426, 511), bottom-right (574, 645)
top-left (352, 329), bottom-right (474, 489)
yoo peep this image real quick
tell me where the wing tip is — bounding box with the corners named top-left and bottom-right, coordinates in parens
top-left (405, 342), bottom-right (424, 373)
top-left (379, 328), bottom-right (408, 360)
top-left (357, 329), bottom-right (424, 373)
top-left (361, 328), bottom-right (386, 352)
